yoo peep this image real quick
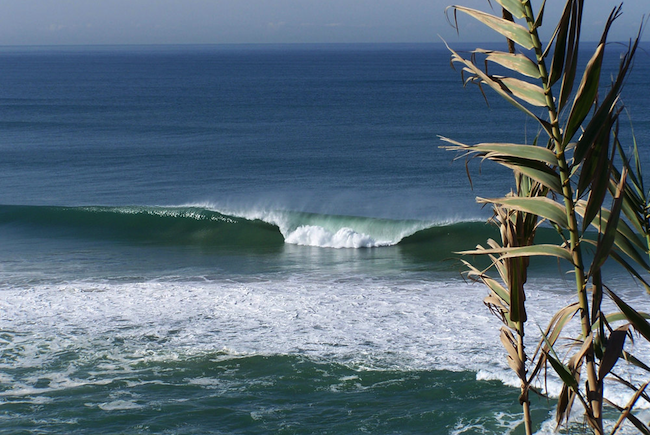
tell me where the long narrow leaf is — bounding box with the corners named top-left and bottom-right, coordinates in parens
top-left (500, 160), bottom-right (562, 193)
top-left (500, 77), bottom-right (548, 106)
top-left (607, 288), bottom-right (650, 342)
top-left (439, 138), bottom-right (559, 166)
top-left (589, 168), bottom-right (626, 275)
top-left (449, 6), bottom-right (534, 49)
top-left (557, 0), bottom-right (583, 111)
top-left (539, 327), bottom-right (579, 389)
top-left (477, 196), bottom-right (568, 228)
top-left (573, 25), bottom-right (641, 165)
top-left (445, 43), bottom-right (550, 133)
top-left (576, 200), bottom-right (648, 251)
top-left (564, 43), bottom-right (604, 144)
top-left (501, 327), bottom-right (526, 380)
top-left (546, 0), bottom-right (572, 84)
top-left (480, 50), bottom-right (541, 79)
top-left (622, 351), bottom-right (650, 373)
top-left (459, 244), bottom-right (573, 263)
top-left (570, 2), bottom-right (624, 124)
top-left (598, 325), bottom-right (628, 381)
top-left (493, 0), bottom-right (526, 20)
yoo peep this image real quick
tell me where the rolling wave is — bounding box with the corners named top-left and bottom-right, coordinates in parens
top-left (0, 204), bottom-right (491, 251)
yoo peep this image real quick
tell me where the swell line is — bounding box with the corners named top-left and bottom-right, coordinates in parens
top-left (0, 204), bottom-right (492, 251)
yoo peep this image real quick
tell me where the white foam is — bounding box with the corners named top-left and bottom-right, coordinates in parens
top-left (0, 273), bottom-right (649, 418)
top-left (190, 203), bottom-right (463, 248)
top-left (285, 225), bottom-right (386, 248)
top-left (95, 400), bottom-right (143, 411)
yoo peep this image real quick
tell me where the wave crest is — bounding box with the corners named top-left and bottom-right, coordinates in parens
top-left (284, 225), bottom-right (384, 248)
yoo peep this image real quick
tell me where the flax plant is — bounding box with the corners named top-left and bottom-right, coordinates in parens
top-left (442, 0), bottom-right (650, 433)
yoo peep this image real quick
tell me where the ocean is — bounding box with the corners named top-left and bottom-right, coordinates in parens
top-left (0, 43), bottom-right (649, 434)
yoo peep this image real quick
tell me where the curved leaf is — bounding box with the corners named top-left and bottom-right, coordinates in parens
top-left (564, 43), bottom-right (604, 144)
top-left (598, 325), bottom-right (628, 381)
top-left (607, 288), bottom-right (650, 342)
top-left (477, 196), bottom-right (568, 228)
top-left (480, 50), bottom-right (541, 79)
top-left (589, 168), bottom-right (626, 275)
top-left (500, 77), bottom-right (548, 106)
top-left (445, 43), bottom-right (551, 135)
top-left (501, 327), bottom-right (526, 380)
top-left (546, 0), bottom-right (572, 85)
top-left (557, 0), bottom-right (584, 111)
top-left (439, 138), bottom-right (559, 166)
top-left (494, 0), bottom-right (526, 20)
top-left (540, 328), bottom-right (579, 389)
top-left (459, 244), bottom-right (573, 263)
top-left (576, 200), bottom-right (647, 252)
top-left (500, 160), bottom-right (562, 193)
top-left (449, 6), bottom-right (534, 50)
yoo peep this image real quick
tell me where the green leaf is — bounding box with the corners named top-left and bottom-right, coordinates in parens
top-left (540, 328), bottom-right (579, 389)
top-left (622, 350), bottom-right (650, 373)
top-left (572, 10), bottom-right (639, 163)
top-left (439, 137), bottom-right (561, 193)
top-left (477, 196), bottom-right (568, 228)
top-left (572, 96), bottom-right (616, 166)
top-left (589, 169), bottom-right (626, 274)
top-left (450, 6), bottom-right (535, 50)
top-left (546, 0), bottom-right (572, 85)
top-left (500, 77), bottom-right (548, 106)
top-left (459, 244), bottom-right (573, 263)
top-left (581, 143), bottom-right (612, 232)
top-left (493, 0), bottom-right (526, 20)
top-left (557, 0), bottom-right (583, 111)
top-left (607, 288), bottom-right (650, 342)
top-left (500, 160), bottom-right (562, 193)
top-left (445, 43), bottom-right (551, 135)
top-left (546, 303), bottom-right (580, 346)
top-left (564, 43), bottom-right (604, 144)
top-left (577, 200), bottom-right (648, 253)
top-left (598, 325), bottom-right (628, 381)
top-left (480, 50), bottom-right (541, 79)
top-left (439, 139), bottom-right (559, 166)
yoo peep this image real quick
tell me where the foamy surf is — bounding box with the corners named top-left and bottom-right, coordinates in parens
top-left (200, 204), bottom-right (463, 248)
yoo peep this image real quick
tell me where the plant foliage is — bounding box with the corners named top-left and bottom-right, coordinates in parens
top-left (442, 0), bottom-right (650, 433)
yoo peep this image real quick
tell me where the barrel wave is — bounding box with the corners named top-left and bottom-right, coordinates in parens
top-left (0, 204), bottom-right (491, 252)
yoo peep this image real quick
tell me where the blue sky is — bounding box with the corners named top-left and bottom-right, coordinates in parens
top-left (0, 0), bottom-right (646, 45)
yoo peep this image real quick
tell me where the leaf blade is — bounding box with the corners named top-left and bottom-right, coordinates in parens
top-left (450, 6), bottom-right (535, 50)
top-left (477, 196), bottom-right (568, 228)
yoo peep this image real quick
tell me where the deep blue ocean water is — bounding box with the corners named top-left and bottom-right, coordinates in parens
top-left (0, 43), bottom-right (649, 434)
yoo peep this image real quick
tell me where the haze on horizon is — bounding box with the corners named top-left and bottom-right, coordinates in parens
top-left (0, 0), bottom-right (647, 46)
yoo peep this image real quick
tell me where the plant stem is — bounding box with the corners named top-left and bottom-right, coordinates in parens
top-left (517, 320), bottom-right (532, 435)
top-left (521, 0), bottom-right (602, 431)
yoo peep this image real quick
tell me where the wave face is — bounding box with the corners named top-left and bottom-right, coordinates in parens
top-left (0, 204), bottom-right (488, 251)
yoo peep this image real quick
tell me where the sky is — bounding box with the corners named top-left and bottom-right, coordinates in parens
top-left (0, 0), bottom-right (646, 46)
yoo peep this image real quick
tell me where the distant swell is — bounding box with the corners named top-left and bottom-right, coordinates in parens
top-left (0, 204), bottom-right (492, 252)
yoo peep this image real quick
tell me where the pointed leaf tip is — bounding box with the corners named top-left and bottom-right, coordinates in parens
top-left (452, 6), bottom-right (535, 50)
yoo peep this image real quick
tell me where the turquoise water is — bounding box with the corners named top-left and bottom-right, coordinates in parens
top-left (0, 43), bottom-right (649, 433)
